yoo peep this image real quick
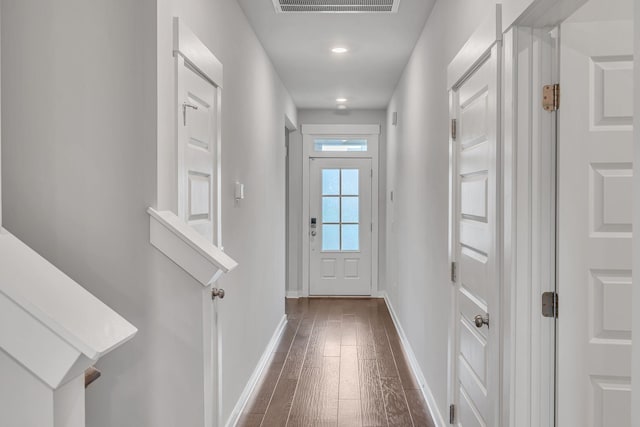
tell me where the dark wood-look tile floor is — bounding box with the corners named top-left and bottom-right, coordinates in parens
top-left (237, 298), bottom-right (435, 427)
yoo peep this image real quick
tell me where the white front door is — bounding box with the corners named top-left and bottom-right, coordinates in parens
top-left (309, 158), bottom-right (372, 295)
top-left (450, 43), bottom-right (500, 426)
top-left (557, 0), bottom-right (634, 424)
top-left (177, 59), bottom-right (218, 243)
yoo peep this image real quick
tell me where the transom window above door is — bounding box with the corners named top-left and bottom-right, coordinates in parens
top-left (321, 168), bottom-right (360, 251)
top-left (314, 138), bottom-right (368, 152)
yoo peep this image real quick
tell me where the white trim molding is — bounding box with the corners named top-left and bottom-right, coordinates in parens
top-left (302, 124), bottom-right (380, 135)
top-left (0, 228), bottom-right (138, 384)
top-left (148, 208), bottom-right (238, 286)
top-left (447, 4), bottom-right (502, 90)
top-left (0, 228), bottom-right (137, 427)
top-left (173, 17), bottom-right (223, 88)
top-left (224, 315), bottom-right (288, 427)
top-left (382, 293), bottom-right (446, 427)
top-left (502, 25), bottom-right (557, 427)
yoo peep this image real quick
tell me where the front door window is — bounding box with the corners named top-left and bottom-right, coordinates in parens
top-left (321, 169), bottom-right (360, 251)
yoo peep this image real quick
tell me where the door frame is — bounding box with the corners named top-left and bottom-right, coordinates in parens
top-left (447, 5), bottom-right (503, 425)
top-left (301, 124), bottom-right (380, 297)
top-left (501, 23), bottom-right (558, 427)
top-left (503, 0), bottom-right (638, 425)
top-left (284, 117), bottom-right (296, 297)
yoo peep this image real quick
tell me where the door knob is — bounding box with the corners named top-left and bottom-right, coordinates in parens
top-left (474, 314), bottom-right (489, 328)
top-left (212, 288), bottom-right (225, 300)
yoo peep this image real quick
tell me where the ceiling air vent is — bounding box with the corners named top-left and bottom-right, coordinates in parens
top-left (272, 0), bottom-right (400, 13)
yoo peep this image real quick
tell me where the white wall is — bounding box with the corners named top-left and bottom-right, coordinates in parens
top-left (384, 0), bottom-right (495, 420)
top-left (287, 109), bottom-right (386, 296)
top-left (1, 1), bottom-right (296, 427)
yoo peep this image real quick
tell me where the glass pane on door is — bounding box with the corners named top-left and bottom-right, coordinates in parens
top-left (322, 197), bottom-right (340, 223)
top-left (341, 197), bottom-right (359, 223)
top-left (322, 169), bottom-right (340, 195)
top-left (321, 167), bottom-right (361, 252)
top-left (341, 225), bottom-right (359, 251)
top-left (341, 169), bottom-right (359, 195)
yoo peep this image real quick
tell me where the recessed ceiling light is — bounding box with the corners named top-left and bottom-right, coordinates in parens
top-left (331, 47), bottom-right (349, 54)
top-left (337, 105), bottom-right (348, 110)
top-left (336, 98), bottom-right (348, 103)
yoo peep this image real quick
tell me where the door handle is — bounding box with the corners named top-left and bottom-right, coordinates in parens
top-left (310, 217), bottom-right (317, 237)
top-left (182, 102), bottom-right (199, 125)
top-left (212, 288), bottom-right (225, 300)
top-left (474, 314), bottom-right (489, 328)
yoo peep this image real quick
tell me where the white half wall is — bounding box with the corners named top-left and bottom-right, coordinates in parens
top-left (1, 1), bottom-right (296, 426)
top-left (287, 109), bottom-right (386, 296)
top-left (385, 0), bottom-right (495, 420)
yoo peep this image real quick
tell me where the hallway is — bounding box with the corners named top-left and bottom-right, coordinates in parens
top-left (1, 0), bottom-right (638, 426)
top-left (238, 298), bottom-right (434, 427)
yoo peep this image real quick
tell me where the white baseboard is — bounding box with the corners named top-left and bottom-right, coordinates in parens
top-left (225, 314), bottom-right (288, 427)
top-left (285, 290), bottom-right (300, 298)
top-left (382, 292), bottom-right (447, 427)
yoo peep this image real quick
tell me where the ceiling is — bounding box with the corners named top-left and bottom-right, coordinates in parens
top-left (236, 0), bottom-right (436, 110)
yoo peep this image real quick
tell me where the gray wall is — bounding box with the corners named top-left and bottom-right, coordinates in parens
top-left (1, 0), bottom-right (295, 426)
top-left (287, 109), bottom-right (387, 296)
top-left (384, 0), bottom-right (494, 419)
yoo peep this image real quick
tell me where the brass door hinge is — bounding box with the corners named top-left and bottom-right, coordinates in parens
top-left (451, 119), bottom-right (457, 140)
top-left (450, 404), bottom-right (455, 424)
top-left (543, 84), bottom-right (560, 112)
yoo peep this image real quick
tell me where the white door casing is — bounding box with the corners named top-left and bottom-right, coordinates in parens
top-left (301, 124), bottom-right (380, 297)
top-left (501, 24), bottom-right (559, 427)
top-left (557, 0), bottom-right (634, 424)
top-left (309, 158), bottom-right (373, 295)
top-left (449, 13), bottom-right (502, 424)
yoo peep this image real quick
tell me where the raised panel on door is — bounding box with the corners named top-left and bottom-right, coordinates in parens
top-left (558, 0), bottom-right (633, 424)
top-left (309, 158), bottom-right (372, 296)
top-left (452, 44), bottom-right (499, 427)
top-left (178, 61), bottom-right (217, 243)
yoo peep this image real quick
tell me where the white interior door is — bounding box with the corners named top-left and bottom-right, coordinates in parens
top-left (176, 56), bottom-right (221, 427)
top-left (451, 43), bottom-right (500, 426)
top-left (177, 58), bottom-right (217, 243)
top-left (309, 158), bottom-right (372, 295)
top-left (558, 0), bottom-right (633, 424)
